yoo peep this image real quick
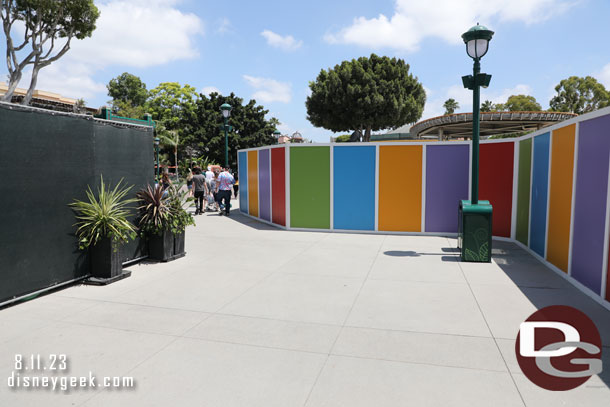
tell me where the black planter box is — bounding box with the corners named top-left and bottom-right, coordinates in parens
top-left (149, 229), bottom-right (174, 261)
top-left (87, 238), bottom-right (131, 285)
top-left (174, 232), bottom-right (185, 257)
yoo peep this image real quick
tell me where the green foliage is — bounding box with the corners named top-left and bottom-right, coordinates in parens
top-left (549, 76), bottom-right (610, 114)
top-left (70, 176), bottom-right (137, 251)
top-left (180, 92), bottom-right (278, 169)
top-left (334, 134), bottom-right (351, 142)
top-left (306, 53), bottom-right (426, 141)
top-left (107, 72), bottom-right (148, 109)
top-left (503, 95), bottom-right (542, 111)
top-left (480, 100), bottom-right (494, 112)
top-left (443, 98), bottom-right (459, 115)
top-left (14, 0), bottom-right (100, 40)
top-left (147, 82), bottom-right (198, 129)
top-left (166, 185), bottom-right (195, 233)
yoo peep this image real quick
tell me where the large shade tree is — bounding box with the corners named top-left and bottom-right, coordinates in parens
top-left (502, 94), bottom-right (542, 111)
top-left (549, 76), bottom-right (610, 114)
top-left (1, 0), bottom-right (100, 104)
top-left (180, 92), bottom-right (278, 169)
top-left (306, 54), bottom-right (426, 142)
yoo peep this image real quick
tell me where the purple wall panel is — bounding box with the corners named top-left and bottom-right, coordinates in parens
top-left (571, 114), bottom-right (610, 294)
top-left (425, 145), bottom-right (470, 233)
top-left (258, 149), bottom-right (271, 221)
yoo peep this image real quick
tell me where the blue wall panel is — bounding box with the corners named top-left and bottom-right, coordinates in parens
top-left (238, 151), bottom-right (248, 213)
top-left (333, 146), bottom-right (376, 230)
top-left (530, 133), bottom-right (550, 257)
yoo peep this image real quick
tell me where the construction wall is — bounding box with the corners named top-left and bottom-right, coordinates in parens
top-left (238, 107), bottom-right (610, 307)
top-left (0, 102), bottom-right (154, 304)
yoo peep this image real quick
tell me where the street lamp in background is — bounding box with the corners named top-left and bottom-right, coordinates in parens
top-left (458, 23), bottom-right (494, 263)
top-left (273, 129), bottom-right (281, 144)
top-left (220, 103), bottom-right (232, 167)
top-left (154, 137), bottom-right (160, 183)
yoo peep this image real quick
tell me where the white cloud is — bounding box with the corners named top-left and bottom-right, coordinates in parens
top-left (598, 63), bottom-right (610, 89)
top-left (325, 0), bottom-right (575, 51)
top-left (261, 30), bottom-right (303, 51)
top-left (201, 86), bottom-right (222, 96)
top-left (243, 75), bottom-right (292, 103)
top-left (422, 83), bottom-right (533, 120)
top-left (5, 0), bottom-right (203, 104)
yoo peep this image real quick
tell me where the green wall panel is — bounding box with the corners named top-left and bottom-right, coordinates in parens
top-left (290, 146), bottom-right (330, 229)
top-left (516, 138), bottom-right (532, 245)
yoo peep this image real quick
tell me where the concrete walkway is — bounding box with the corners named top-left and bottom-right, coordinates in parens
top-left (1, 201), bottom-right (609, 406)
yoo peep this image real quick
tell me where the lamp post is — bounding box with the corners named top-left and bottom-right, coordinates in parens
top-left (273, 129), bottom-right (281, 144)
top-left (461, 23), bottom-right (493, 204)
top-left (154, 137), bottom-right (160, 183)
top-left (220, 103), bottom-right (232, 168)
top-left (458, 23), bottom-right (494, 263)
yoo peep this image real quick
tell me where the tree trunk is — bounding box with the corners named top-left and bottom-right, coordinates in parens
top-left (364, 126), bottom-right (372, 142)
top-left (1, 71), bottom-right (22, 102)
top-left (174, 147), bottom-right (178, 179)
top-left (22, 64), bottom-right (41, 106)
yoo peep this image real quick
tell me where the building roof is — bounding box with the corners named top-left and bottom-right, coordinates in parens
top-left (410, 111), bottom-right (577, 139)
top-left (0, 83), bottom-right (77, 105)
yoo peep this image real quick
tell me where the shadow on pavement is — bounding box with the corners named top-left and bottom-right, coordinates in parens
top-left (490, 240), bottom-right (610, 389)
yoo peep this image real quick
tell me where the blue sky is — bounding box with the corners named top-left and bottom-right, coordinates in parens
top-left (3, 0), bottom-right (610, 142)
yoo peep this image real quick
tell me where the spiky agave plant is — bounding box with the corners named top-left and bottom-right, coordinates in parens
top-left (136, 184), bottom-right (172, 235)
top-left (70, 176), bottom-right (137, 250)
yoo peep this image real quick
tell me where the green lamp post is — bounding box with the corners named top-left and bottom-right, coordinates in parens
top-left (220, 103), bottom-right (232, 168)
top-left (154, 137), bottom-right (160, 182)
top-left (273, 129), bottom-right (281, 144)
top-left (458, 24), bottom-right (494, 262)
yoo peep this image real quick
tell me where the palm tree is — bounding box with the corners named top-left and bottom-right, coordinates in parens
top-left (443, 98), bottom-right (459, 115)
top-left (156, 123), bottom-right (179, 179)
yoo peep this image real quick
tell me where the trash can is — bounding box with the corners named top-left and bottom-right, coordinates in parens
top-left (458, 200), bottom-right (493, 262)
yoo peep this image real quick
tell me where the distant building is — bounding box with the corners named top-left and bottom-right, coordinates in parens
top-left (0, 83), bottom-right (96, 114)
top-left (277, 131), bottom-right (305, 144)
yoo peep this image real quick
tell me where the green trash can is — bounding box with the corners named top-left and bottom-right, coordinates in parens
top-left (458, 200), bottom-right (493, 262)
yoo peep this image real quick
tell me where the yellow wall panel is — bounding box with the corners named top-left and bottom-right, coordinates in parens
top-left (378, 145), bottom-right (422, 231)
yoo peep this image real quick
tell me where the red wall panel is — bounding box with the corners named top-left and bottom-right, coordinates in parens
top-left (271, 147), bottom-right (286, 226)
top-left (480, 142), bottom-right (514, 238)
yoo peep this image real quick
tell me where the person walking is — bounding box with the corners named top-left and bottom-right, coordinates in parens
top-left (192, 167), bottom-right (207, 215)
top-left (205, 166), bottom-right (216, 212)
top-left (186, 168), bottom-right (194, 197)
top-left (216, 167), bottom-right (235, 216)
top-left (233, 172), bottom-right (239, 199)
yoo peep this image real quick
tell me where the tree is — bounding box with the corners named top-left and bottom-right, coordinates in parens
top-left (480, 100), bottom-right (494, 112)
top-left (1, 0), bottom-right (100, 104)
top-left (306, 54), bottom-right (426, 142)
top-left (180, 92), bottom-right (278, 169)
top-left (107, 72), bottom-right (148, 109)
top-left (503, 94), bottom-right (542, 111)
top-left (549, 76), bottom-right (610, 114)
top-left (443, 98), bottom-right (459, 115)
top-left (146, 82), bottom-right (198, 129)
top-left (156, 122), bottom-right (179, 176)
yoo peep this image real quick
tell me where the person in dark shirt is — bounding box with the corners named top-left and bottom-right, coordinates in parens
top-left (192, 167), bottom-right (207, 215)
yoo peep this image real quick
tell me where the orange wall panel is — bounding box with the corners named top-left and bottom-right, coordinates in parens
top-left (547, 124), bottom-right (576, 272)
top-left (378, 145), bottom-right (422, 231)
top-left (247, 150), bottom-right (259, 217)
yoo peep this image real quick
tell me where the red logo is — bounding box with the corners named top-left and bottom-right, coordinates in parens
top-left (515, 305), bottom-right (603, 391)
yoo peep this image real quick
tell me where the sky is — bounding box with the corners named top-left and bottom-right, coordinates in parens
top-left (3, 0), bottom-right (610, 142)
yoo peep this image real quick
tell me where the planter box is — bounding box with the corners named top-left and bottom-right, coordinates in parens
top-left (87, 238), bottom-right (131, 285)
top-left (174, 232), bottom-right (186, 258)
top-left (149, 229), bottom-right (174, 261)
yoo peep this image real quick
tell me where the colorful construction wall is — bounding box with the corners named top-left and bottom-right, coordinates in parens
top-left (238, 107), bottom-right (610, 306)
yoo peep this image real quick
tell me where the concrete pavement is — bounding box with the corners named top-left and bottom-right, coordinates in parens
top-left (1, 200), bottom-right (609, 406)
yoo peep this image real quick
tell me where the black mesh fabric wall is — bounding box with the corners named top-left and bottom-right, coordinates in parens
top-left (0, 103), bottom-right (153, 303)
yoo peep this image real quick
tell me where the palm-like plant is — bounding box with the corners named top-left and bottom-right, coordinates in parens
top-left (70, 176), bottom-right (137, 250)
top-left (156, 122), bottom-right (179, 178)
top-left (136, 184), bottom-right (172, 235)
